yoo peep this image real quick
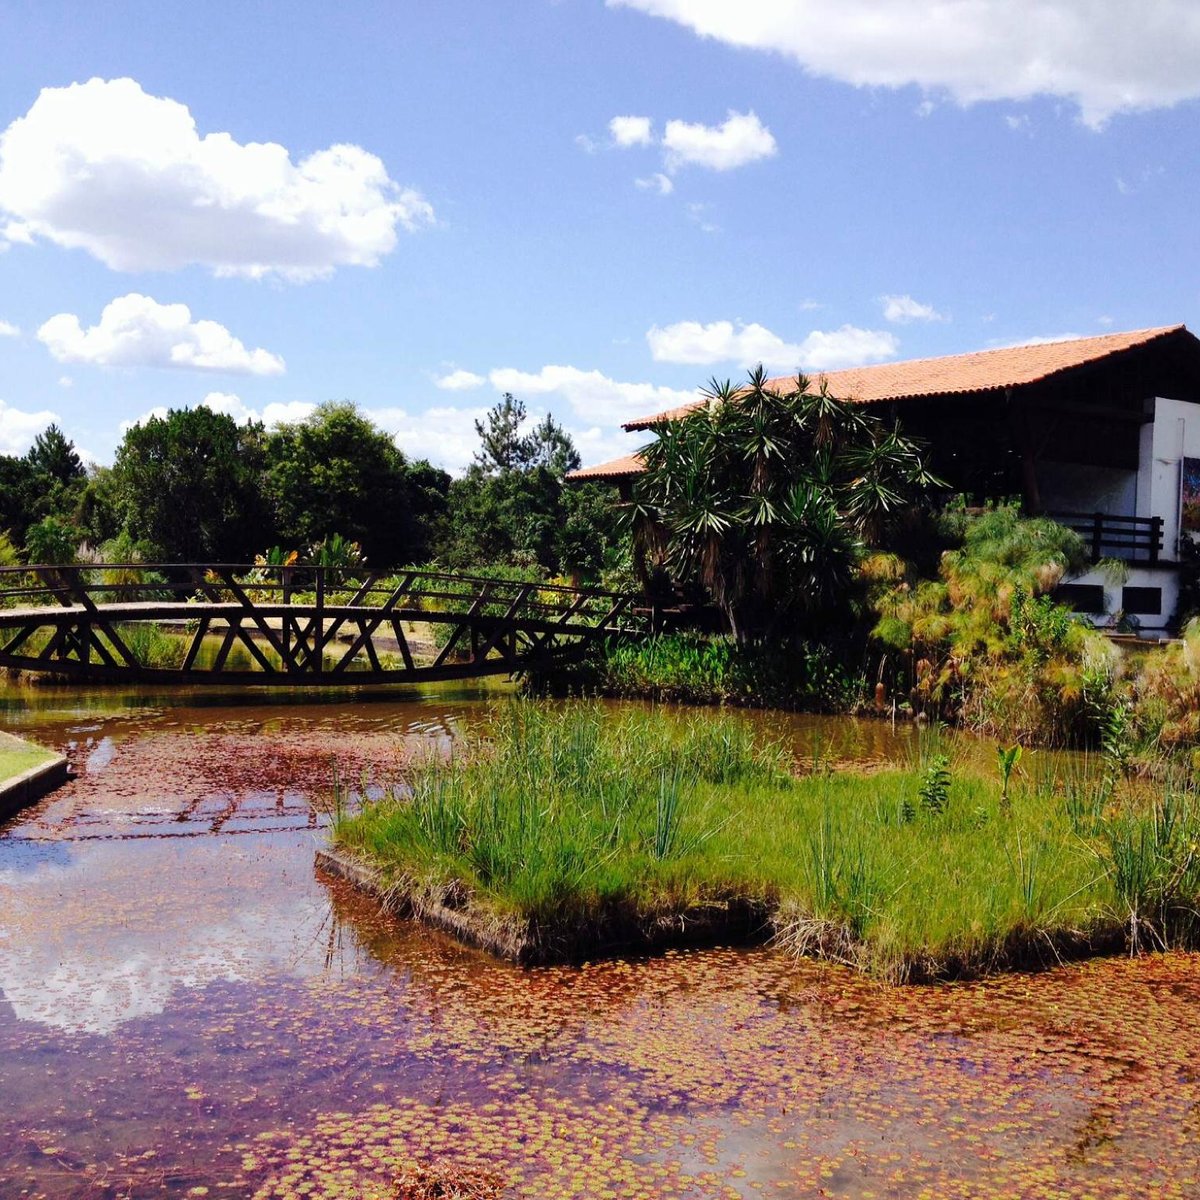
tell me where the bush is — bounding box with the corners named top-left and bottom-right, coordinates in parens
top-left (574, 632), bottom-right (864, 712)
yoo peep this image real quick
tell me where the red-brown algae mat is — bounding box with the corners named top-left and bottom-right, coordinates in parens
top-left (1, 692), bottom-right (1199, 1198)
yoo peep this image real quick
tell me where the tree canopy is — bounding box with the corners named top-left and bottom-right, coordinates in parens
top-left (265, 402), bottom-right (449, 565)
top-left (441, 394), bottom-right (617, 578)
top-left (113, 406), bottom-right (269, 561)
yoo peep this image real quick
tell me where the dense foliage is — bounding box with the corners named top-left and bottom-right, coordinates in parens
top-left (869, 505), bottom-right (1121, 743)
top-left (630, 368), bottom-right (940, 643)
top-left (439, 394), bottom-right (624, 579)
top-left (0, 395), bottom-right (621, 578)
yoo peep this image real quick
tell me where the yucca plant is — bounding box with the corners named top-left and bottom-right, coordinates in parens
top-left (630, 367), bottom-right (940, 645)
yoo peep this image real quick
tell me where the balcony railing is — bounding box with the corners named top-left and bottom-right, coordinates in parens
top-left (1048, 511), bottom-right (1164, 564)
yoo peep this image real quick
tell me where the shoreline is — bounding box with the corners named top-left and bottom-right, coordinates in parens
top-left (0, 730), bottom-right (70, 821)
top-left (315, 846), bottom-right (772, 965)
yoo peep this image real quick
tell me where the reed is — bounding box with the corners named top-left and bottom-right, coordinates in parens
top-left (334, 702), bottom-right (1200, 978)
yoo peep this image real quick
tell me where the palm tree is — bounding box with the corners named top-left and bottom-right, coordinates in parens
top-left (630, 367), bottom-right (940, 644)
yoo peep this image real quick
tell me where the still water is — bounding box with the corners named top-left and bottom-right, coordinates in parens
top-left (1, 680), bottom-right (1197, 1198)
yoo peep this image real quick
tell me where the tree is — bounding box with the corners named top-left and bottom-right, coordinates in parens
top-left (27, 424), bottom-right (84, 486)
top-left (441, 395), bottom-right (615, 576)
top-left (0, 424), bottom-right (89, 554)
top-left (265, 402), bottom-right (449, 565)
top-left (630, 367), bottom-right (941, 644)
top-left (472, 395), bottom-right (581, 476)
top-left (113, 407), bottom-right (270, 560)
top-left (24, 515), bottom-right (78, 564)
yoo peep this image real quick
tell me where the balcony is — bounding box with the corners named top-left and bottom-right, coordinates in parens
top-left (1048, 511), bottom-right (1165, 564)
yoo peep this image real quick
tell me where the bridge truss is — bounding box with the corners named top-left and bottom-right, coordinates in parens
top-left (0, 564), bottom-right (644, 685)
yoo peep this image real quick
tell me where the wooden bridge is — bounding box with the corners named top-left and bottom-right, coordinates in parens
top-left (0, 564), bottom-right (645, 685)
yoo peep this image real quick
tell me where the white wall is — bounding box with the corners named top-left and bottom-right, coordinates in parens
top-left (1061, 396), bottom-right (1200, 633)
top-left (1134, 395), bottom-right (1200, 562)
top-left (1066, 563), bottom-right (1179, 634)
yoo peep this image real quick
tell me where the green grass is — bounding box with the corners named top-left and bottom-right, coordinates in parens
top-left (333, 702), bottom-right (1200, 979)
top-left (0, 736), bottom-right (57, 785)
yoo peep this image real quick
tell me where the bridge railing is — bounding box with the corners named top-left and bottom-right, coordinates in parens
top-left (0, 563), bottom-right (640, 628)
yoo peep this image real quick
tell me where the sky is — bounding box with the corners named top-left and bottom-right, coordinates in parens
top-left (1, 0), bottom-right (1199, 472)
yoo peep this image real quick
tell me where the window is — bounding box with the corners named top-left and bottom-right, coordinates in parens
top-left (1055, 584), bottom-right (1106, 614)
top-left (1121, 586), bottom-right (1162, 616)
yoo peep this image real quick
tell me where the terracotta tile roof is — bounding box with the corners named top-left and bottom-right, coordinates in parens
top-left (622, 324), bottom-right (1188, 431)
top-left (566, 451), bottom-right (646, 480)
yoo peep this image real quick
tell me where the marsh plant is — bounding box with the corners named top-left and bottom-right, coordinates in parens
top-left (336, 702), bottom-right (1200, 980)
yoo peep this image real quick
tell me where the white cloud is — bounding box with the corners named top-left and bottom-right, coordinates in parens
top-left (881, 294), bottom-right (946, 324)
top-left (0, 319), bottom-right (18, 337)
top-left (609, 115), bottom-right (655, 146)
top-left (993, 332), bottom-right (1086, 348)
top-left (361, 404), bottom-right (489, 473)
top-left (662, 110), bottom-right (777, 170)
top-left (38, 293), bottom-right (286, 375)
top-left (434, 368), bottom-right (486, 391)
top-left (635, 172), bottom-right (675, 195)
top-left (609, 0), bottom-right (1200, 128)
top-left (648, 319), bottom-right (899, 371)
top-left (119, 395), bottom-right (315, 436)
top-left (488, 364), bottom-right (701, 426)
top-left (117, 406), bottom-right (169, 434)
top-left (0, 77), bottom-right (433, 280)
top-left (648, 319), bottom-right (804, 369)
top-left (799, 325), bottom-right (900, 370)
top-left (57, 375), bottom-right (72, 388)
top-left (0, 399), bottom-right (58, 453)
top-left (199, 392), bottom-right (315, 427)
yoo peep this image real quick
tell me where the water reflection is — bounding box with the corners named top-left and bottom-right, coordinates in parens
top-left (2, 683), bottom-right (1198, 1198)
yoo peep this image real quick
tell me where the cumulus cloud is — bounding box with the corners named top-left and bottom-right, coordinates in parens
top-left (38, 294), bottom-right (286, 375)
top-left (609, 115), bottom-right (655, 146)
top-left (648, 319), bottom-right (804, 369)
top-left (434, 368), bottom-right (486, 391)
top-left (0, 77), bottom-right (433, 280)
top-left (199, 392), bottom-right (316, 426)
top-left (881, 294), bottom-right (946, 324)
top-left (118, 394), bottom-right (315, 436)
top-left (662, 110), bottom-right (777, 170)
top-left (0, 399), bottom-right (58, 453)
top-left (0, 319), bottom-right (18, 337)
top-left (603, 108), bottom-right (776, 182)
top-left (488, 364), bottom-right (701, 426)
top-left (608, 0), bottom-right (1200, 128)
top-left (648, 319), bottom-right (899, 371)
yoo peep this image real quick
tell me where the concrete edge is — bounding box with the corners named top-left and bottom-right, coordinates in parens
top-left (0, 747), bottom-right (70, 822)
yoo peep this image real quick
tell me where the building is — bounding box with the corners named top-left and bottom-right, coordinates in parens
top-left (570, 325), bottom-right (1200, 636)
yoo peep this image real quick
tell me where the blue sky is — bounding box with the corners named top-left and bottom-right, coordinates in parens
top-left (1, 0), bottom-right (1198, 470)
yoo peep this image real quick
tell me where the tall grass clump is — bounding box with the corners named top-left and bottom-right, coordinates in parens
top-left (334, 702), bottom-right (786, 955)
top-left (334, 701), bottom-right (1200, 977)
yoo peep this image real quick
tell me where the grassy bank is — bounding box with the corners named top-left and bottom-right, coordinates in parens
top-left (0, 731), bottom-right (58, 784)
top-left (333, 703), bottom-right (1200, 980)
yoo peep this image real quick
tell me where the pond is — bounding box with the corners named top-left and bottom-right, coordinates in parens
top-left (0, 680), bottom-right (1197, 1198)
